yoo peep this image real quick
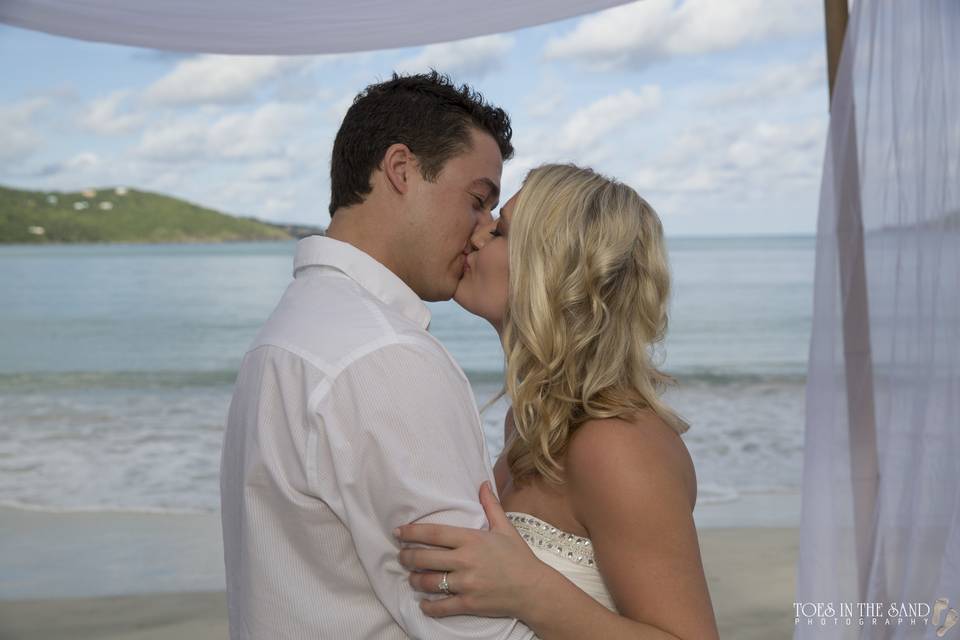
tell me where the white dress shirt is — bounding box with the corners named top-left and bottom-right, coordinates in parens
top-left (220, 236), bottom-right (535, 640)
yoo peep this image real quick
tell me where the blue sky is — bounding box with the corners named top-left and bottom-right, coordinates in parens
top-left (0, 0), bottom-right (829, 236)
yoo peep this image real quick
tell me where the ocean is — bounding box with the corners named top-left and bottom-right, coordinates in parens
top-left (0, 237), bottom-right (813, 521)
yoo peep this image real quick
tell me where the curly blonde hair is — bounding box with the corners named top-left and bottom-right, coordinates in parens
top-left (500, 163), bottom-right (689, 485)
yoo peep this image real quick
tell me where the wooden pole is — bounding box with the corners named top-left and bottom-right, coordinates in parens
top-left (823, 0), bottom-right (880, 601)
top-left (824, 0), bottom-right (849, 105)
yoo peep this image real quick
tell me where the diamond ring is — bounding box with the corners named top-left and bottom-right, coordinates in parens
top-left (438, 572), bottom-right (452, 595)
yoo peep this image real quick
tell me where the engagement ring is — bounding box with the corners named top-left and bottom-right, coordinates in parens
top-left (438, 572), bottom-right (452, 596)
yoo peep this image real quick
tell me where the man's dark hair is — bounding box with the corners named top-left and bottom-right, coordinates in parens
top-left (328, 71), bottom-right (514, 216)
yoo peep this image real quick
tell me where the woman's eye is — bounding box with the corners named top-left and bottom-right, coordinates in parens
top-left (490, 228), bottom-right (503, 238)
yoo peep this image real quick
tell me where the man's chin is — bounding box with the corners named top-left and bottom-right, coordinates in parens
top-left (420, 278), bottom-right (460, 303)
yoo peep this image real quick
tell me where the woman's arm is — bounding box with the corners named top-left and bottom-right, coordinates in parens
top-left (528, 416), bottom-right (718, 639)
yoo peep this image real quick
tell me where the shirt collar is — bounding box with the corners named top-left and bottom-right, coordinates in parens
top-left (293, 235), bottom-right (432, 330)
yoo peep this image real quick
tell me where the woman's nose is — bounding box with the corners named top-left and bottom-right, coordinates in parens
top-left (471, 214), bottom-right (497, 251)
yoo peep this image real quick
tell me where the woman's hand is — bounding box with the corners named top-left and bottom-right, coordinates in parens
top-left (395, 481), bottom-right (550, 619)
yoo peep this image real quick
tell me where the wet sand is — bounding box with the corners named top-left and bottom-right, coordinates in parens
top-left (0, 507), bottom-right (798, 639)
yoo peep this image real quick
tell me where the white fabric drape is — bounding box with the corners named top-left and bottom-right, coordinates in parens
top-left (0, 0), bottom-right (633, 54)
top-left (796, 1), bottom-right (959, 639)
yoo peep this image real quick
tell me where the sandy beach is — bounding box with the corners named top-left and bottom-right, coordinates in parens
top-left (0, 505), bottom-right (799, 640)
top-left (0, 591), bottom-right (229, 640)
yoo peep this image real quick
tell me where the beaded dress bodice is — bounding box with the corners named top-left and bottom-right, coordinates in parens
top-left (505, 512), bottom-right (617, 612)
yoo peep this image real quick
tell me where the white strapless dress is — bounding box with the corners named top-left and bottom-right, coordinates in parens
top-left (505, 512), bottom-right (617, 612)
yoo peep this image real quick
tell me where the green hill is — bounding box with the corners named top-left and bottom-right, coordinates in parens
top-left (0, 185), bottom-right (310, 243)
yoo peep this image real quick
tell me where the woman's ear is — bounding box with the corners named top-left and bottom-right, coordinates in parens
top-left (382, 143), bottom-right (415, 195)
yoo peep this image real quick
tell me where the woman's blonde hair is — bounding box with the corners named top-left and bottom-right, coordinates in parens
top-left (500, 163), bottom-right (689, 485)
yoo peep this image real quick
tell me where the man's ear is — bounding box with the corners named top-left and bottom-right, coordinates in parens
top-left (382, 143), bottom-right (416, 195)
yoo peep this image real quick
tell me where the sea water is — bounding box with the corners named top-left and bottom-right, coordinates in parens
top-left (0, 237), bottom-right (813, 522)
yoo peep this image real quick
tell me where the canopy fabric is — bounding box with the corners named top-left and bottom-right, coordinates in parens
top-left (795, 1), bottom-right (959, 637)
top-left (0, 0), bottom-right (634, 54)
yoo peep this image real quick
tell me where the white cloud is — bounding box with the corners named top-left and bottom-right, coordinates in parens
top-left (0, 97), bottom-right (50, 162)
top-left (633, 165), bottom-right (731, 195)
top-left (140, 170), bottom-right (185, 193)
top-left (727, 120), bottom-right (825, 179)
top-left (632, 117), bottom-right (826, 199)
top-left (559, 86), bottom-right (662, 151)
top-left (212, 179), bottom-right (307, 222)
top-left (142, 55), bottom-right (316, 106)
top-left (207, 103), bottom-right (309, 159)
top-left (704, 52), bottom-right (827, 107)
top-left (544, 0), bottom-right (820, 71)
top-left (136, 102), bottom-right (309, 162)
top-left (493, 87), bottom-right (662, 199)
top-left (137, 115), bottom-right (209, 162)
top-left (523, 75), bottom-right (569, 118)
top-left (394, 35), bottom-right (514, 79)
top-left (260, 195), bottom-right (298, 220)
top-left (64, 152), bottom-right (100, 171)
top-left (27, 152), bottom-right (101, 180)
top-left (243, 158), bottom-right (296, 182)
top-left (78, 90), bottom-right (147, 135)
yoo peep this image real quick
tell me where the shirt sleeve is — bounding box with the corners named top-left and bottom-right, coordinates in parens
top-left (307, 339), bottom-right (536, 640)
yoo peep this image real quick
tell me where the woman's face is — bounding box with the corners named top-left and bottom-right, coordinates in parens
top-left (454, 191), bottom-right (518, 331)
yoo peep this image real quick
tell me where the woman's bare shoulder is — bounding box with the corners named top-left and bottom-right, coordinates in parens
top-left (566, 411), bottom-right (697, 511)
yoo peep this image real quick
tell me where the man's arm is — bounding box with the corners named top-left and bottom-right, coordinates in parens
top-left (308, 339), bottom-right (536, 640)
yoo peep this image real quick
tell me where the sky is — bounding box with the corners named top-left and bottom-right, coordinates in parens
top-left (0, 0), bottom-right (831, 237)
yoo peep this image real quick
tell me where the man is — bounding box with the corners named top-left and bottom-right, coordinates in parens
top-left (220, 72), bottom-right (535, 639)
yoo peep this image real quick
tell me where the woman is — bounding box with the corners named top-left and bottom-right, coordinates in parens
top-left (395, 164), bottom-right (720, 639)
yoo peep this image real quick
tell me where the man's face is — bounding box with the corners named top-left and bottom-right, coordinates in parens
top-left (403, 128), bottom-right (503, 301)
top-left (454, 191), bottom-right (517, 331)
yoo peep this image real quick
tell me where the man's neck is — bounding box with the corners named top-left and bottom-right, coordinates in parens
top-left (325, 212), bottom-right (407, 287)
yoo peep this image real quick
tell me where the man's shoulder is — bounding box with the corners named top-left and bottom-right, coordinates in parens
top-left (249, 273), bottom-right (437, 371)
